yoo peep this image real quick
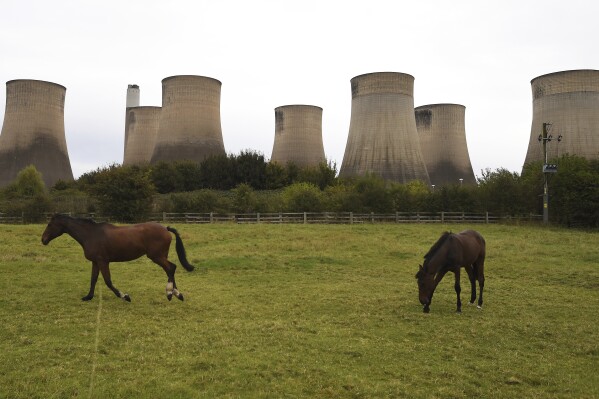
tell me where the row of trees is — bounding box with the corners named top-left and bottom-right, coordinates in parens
top-left (1, 152), bottom-right (598, 227)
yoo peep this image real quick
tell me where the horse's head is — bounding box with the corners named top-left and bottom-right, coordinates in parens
top-left (416, 263), bottom-right (434, 308)
top-left (41, 214), bottom-right (66, 245)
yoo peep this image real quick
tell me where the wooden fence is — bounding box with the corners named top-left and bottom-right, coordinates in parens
top-left (146, 212), bottom-right (500, 224)
top-left (1, 211), bottom-right (544, 225)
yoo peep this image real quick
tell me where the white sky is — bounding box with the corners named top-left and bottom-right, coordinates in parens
top-left (1, 0), bottom-right (598, 179)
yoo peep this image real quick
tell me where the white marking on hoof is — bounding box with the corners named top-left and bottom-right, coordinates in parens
top-left (173, 288), bottom-right (181, 298)
top-left (477, 305), bottom-right (482, 309)
top-left (166, 282), bottom-right (173, 296)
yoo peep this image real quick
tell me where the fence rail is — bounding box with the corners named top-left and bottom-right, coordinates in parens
top-left (1, 211), bottom-right (544, 225)
top-left (148, 211), bottom-right (503, 224)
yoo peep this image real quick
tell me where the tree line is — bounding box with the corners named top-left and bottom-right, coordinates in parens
top-left (1, 151), bottom-right (598, 227)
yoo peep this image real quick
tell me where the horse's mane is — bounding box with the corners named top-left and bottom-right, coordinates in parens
top-left (423, 231), bottom-right (453, 261)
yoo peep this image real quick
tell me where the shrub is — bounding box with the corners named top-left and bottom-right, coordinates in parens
top-left (89, 164), bottom-right (155, 222)
top-left (0, 165), bottom-right (52, 222)
top-left (282, 183), bottom-right (323, 212)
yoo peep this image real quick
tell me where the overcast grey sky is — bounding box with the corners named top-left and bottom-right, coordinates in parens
top-left (1, 0), bottom-right (598, 179)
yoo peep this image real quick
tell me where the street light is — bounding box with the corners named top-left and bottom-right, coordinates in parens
top-left (537, 122), bottom-right (562, 224)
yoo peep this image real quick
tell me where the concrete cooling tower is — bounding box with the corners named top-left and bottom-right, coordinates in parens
top-left (123, 106), bottom-right (161, 165)
top-left (270, 105), bottom-right (326, 167)
top-left (339, 72), bottom-right (430, 184)
top-left (524, 69), bottom-right (599, 165)
top-left (415, 104), bottom-right (476, 186)
top-left (0, 79), bottom-right (73, 187)
top-left (150, 75), bottom-right (225, 164)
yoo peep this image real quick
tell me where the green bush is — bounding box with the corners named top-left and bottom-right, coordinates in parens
top-left (282, 183), bottom-right (323, 212)
top-left (0, 165), bottom-right (52, 222)
top-left (169, 190), bottom-right (231, 213)
top-left (89, 164), bottom-right (155, 222)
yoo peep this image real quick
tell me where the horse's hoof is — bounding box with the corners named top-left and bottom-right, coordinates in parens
top-left (177, 293), bottom-right (184, 301)
top-left (123, 294), bottom-right (131, 302)
top-left (477, 305), bottom-right (482, 310)
top-left (423, 307), bottom-right (430, 314)
top-left (167, 293), bottom-right (173, 301)
top-left (81, 296), bottom-right (93, 301)
top-left (456, 310), bottom-right (462, 314)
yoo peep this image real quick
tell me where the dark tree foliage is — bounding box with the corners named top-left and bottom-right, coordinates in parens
top-left (233, 150), bottom-right (268, 189)
top-left (477, 168), bottom-right (529, 215)
top-left (264, 162), bottom-right (289, 189)
top-left (89, 164), bottom-right (155, 222)
top-left (50, 152), bottom-right (599, 228)
top-left (296, 161), bottom-right (338, 190)
top-left (199, 154), bottom-right (235, 190)
top-left (150, 162), bottom-right (180, 194)
top-left (352, 175), bottom-right (394, 213)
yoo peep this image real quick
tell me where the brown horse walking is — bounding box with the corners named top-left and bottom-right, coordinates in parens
top-left (415, 230), bottom-right (486, 313)
top-left (41, 214), bottom-right (195, 302)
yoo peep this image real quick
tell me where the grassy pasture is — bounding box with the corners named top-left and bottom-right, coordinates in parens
top-left (0, 223), bottom-right (598, 398)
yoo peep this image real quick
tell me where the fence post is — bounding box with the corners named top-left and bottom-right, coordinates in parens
top-left (162, 212), bottom-right (166, 223)
top-left (395, 211), bottom-right (399, 223)
top-left (462, 212), bottom-right (465, 221)
top-left (22, 212), bottom-right (25, 224)
top-left (279, 212), bottom-right (282, 223)
top-left (350, 212), bottom-right (353, 225)
top-left (210, 212), bottom-right (214, 224)
top-left (304, 212), bottom-right (307, 224)
top-left (417, 212), bottom-right (420, 223)
top-left (485, 212), bottom-right (489, 224)
top-left (257, 212), bottom-right (260, 223)
top-left (371, 212), bottom-right (374, 223)
top-left (441, 211), bottom-right (444, 223)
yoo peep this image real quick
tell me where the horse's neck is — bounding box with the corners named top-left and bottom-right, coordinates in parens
top-left (64, 220), bottom-right (96, 248)
top-left (429, 244), bottom-right (451, 274)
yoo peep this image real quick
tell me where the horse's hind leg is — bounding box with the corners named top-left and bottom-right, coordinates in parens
top-left (153, 258), bottom-right (184, 301)
top-left (454, 268), bottom-right (462, 313)
top-left (99, 262), bottom-right (131, 302)
top-left (464, 265), bottom-right (476, 305)
top-left (169, 261), bottom-right (184, 301)
top-left (475, 260), bottom-right (485, 309)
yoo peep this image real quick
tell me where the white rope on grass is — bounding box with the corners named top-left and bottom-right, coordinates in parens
top-left (88, 288), bottom-right (103, 399)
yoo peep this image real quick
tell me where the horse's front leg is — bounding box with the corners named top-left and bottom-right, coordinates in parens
top-left (424, 270), bottom-right (448, 313)
top-left (82, 261), bottom-right (100, 301)
top-left (99, 262), bottom-right (131, 302)
top-left (454, 268), bottom-right (462, 313)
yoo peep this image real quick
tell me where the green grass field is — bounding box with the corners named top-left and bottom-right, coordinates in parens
top-left (1, 223), bottom-right (598, 398)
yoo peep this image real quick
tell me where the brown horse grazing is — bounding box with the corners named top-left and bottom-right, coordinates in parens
top-left (415, 230), bottom-right (485, 313)
top-left (41, 214), bottom-right (195, 302)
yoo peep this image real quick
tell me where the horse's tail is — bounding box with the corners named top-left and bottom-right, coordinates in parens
top-left (166, 226), bottom-right (195, 272)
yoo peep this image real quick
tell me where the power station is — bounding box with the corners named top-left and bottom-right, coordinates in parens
top-left (0, 79), bottom-right (73, 187)
top-left (339, 72), bottom-right (430, 184)
top-left (524, 69), bottom-right (599, 165)
top-left (123, 106), bottom-right (161, 165)
top-left (126, 84), bottom-right (140, 108)
top-left (270, 105), bottom-right (326, 167)
top-left (150, 75), bottom-right (226, 164)
top-left (415, 103), bottom-right (476, 186)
